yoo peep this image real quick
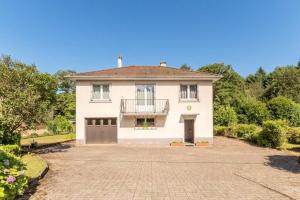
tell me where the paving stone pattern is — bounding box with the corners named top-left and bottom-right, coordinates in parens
top-left (24, 137), bottom-right (300, 200)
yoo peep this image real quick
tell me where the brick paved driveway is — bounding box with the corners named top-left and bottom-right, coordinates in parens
top-left (25, 137), bottom-right (300, 200)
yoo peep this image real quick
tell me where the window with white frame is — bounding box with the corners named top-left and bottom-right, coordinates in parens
top-left (91, 84), bottom-right (110, 101)
top-left (180, 84), bottom-right (198, 100)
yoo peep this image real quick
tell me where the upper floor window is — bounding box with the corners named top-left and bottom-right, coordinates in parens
top-left (91, 84), bottom-right (110, 101)
top-left (180, 84), bottom-right (198, 100)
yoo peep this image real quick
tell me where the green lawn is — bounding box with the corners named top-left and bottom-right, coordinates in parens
top-left (21, 133), bottom-right (75, 146)
top-left (21, 154), bottom-right (47, 178)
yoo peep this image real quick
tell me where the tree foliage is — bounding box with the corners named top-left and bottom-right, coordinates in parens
top-left (262, 66), bottom-right (300, 103)
top-left (198, 63), bottom-right (245, 107)
top-left (47, 115), bottom-right (74, 135)
top-left (53, 93), bottom-right (75, 120)
top-left (238, 98), bottom-right (269, 125)
top-left (54, 70), bottom-right (76, 93)
top-left (267, 96), bottom-right (300, 126)
top-left (52, 70), bottom-right (76, 120)
top-left (214, 105), bottom-right (238, 126)
top-left (0, 56), bottom-right (57, 144)
top-left (180, 64), bottom-right (192, 71)
top-left (245, 67), bottom-right (267, 98)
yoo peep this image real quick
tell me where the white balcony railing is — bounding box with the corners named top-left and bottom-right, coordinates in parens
top-left (121, 99), bottom-right (169, 115)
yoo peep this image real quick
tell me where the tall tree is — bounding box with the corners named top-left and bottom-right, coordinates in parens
top-left (197, 63), bottom-right (246, 107)
top-left (262, 66), bottom-right (300, 103)
top-left (245, 67), bottom-right (267, 98)
top-left (53, 70), bottom-right (76, 120)
top-left (180, 64), bottom-right (192, 71)
top-left (54, 70), bottom-right (76, 93)
top-left (0, 56), bottom-right (57, 144)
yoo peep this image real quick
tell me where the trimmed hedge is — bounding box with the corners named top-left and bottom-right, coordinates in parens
top-left (257, 120), bottom-right (287, 148)
top-left (214, 124), bottom-right (261, 143)
top-left (232, 124), bottom-right (261, 143)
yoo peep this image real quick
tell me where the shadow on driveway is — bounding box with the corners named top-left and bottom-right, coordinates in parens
top-left (266, 155), bottom-right (300, 173)
top-left (22, 142), bottom-right (74, 154)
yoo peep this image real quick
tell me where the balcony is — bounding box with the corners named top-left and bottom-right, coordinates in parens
top-left (121, 99), bottom-right (169, 115)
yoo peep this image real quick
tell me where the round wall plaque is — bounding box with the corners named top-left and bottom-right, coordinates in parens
top-left (187, 105), bottom-right (192, 111)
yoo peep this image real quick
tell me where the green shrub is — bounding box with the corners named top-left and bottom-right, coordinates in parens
top-left (42, 131), bottom-right (52, 136)
top-left (29, 132), bottom-right (39, 138)
top-left (233, 124), bottom-right (261, 140)
top-left (257, 120), bottom-right (287, 148)
top-left (214, 105), bottom-right (238, 126)
top-left (47, 115), bottom-right (73, 135)
top-left (213, 126), bottom-right (227, 136)
top-left (0, 128), bottom-right (21, 145)
top-left (0, 148), bottom-right (28, 199)
top-left (245, 130), bottom-right (260, 144)
top-left (214, 126), bottom-right (237, 138)
top-left (0, 145), bottom-right (21, 156)
top-left (239, 99), bottom-right (269, 125)
top-left (223, 126), bottom-right (237, 138)
top-left (286, 127), bottom-right (300, 144)
top-left (267, 96), bottom-right (300, 126)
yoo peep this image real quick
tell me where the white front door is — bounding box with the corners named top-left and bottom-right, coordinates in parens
top-left (136, 85), bottom-right (154, 112)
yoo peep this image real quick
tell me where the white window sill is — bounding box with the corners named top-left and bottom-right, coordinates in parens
top-left (179, 99), bottom-right (199, 102)
top-left (134, 127), bottom-right (157, 130)
top-left (90, 99), bottom-right (112, 103)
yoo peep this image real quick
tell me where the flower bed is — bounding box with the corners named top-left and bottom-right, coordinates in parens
top-left (195, 141), bottom-right (210, 147)
top-left (170, 141), bottom-right (184, 146)
top-left (0, 148), bottom-right (28, 199)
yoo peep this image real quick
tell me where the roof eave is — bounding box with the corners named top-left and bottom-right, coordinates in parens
top-left (66, 75), bottom-right (222, 81)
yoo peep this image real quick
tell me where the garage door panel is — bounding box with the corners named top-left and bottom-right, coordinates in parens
top-left (85, 118), bottom-right (117, 144)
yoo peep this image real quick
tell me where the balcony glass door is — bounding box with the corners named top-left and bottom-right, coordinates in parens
top-left (136, 85), bottom-right (154, 112)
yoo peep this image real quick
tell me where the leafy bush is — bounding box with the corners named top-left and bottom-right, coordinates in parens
top-left (47, 115), bottom-right (73, 135)
top-left (233, 124), bottom-right (261, 139)
top-left (267, 96), bottom-right (300, 126)
top-left (0, 145), bottom-right (21, 156)
top-left (213, 126), bottom-right (227, 136)
top-left (42, 131), bottom-right (51, 136)
top-left (239, 99), bottom-right (269, 125)
top-left (286, 127), bottom-right (300, 144)
top-left (0, 126), bottom-right (21, 145)
top-left (214, 105), bottom-right (238, 126)
top-left (0, 148), bottom-right (28, 199)
top-left (223, 126), bottom-right (237, 138)
top-left (29, 132), bottom-right (39, 138)
top-left (257, 120), bottom-right (287, 148)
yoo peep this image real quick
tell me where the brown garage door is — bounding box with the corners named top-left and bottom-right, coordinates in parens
top-left (85, 118), bottom-right (117, 144)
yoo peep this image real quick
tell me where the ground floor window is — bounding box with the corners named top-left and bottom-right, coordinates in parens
top-left (135, 117), bottom-right (155, 127)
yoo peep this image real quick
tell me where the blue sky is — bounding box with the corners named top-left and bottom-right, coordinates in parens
top-left (0, 0), bottom-right (299, 76)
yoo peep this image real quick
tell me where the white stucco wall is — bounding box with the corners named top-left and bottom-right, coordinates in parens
top-left (76, 80), bottom-right (213, 144)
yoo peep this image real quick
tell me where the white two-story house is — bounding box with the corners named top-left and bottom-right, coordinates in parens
top-left (68, 57), bottom-right (221, 145)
